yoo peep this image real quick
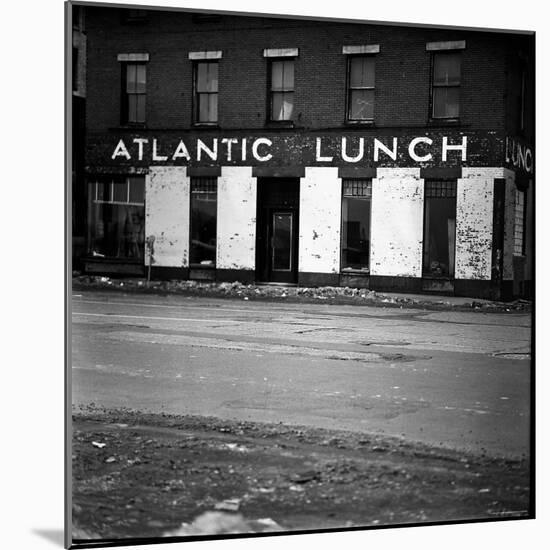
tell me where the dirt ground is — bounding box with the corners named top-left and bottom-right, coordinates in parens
top-left (71, 407), bottom-right (531, 543)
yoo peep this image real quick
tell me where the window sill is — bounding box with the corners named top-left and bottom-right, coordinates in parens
top-left (192, 123), bottom-right (220, 129)
top-left (344, 120), bottom-right (375, 127)
top-left (264, 120), bottom-right (295, 129)
top-left (426, 118), bottom-right (461, 127)
top-left (341, 269), bottom-right (370, 275)
top-left (112, 123), bottom-right (147, 131)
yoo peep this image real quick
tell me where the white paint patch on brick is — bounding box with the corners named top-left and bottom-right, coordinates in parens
top-left (299, 167), bottom-right (341, 274)
top-left (455, 168), bottom-right (500, 280)
top-left (145, 167), bottom-right (190, 267)
top-left (502, 168), bottom-right (517, 281)
top-left (370, 168), bottom-right (423, 277)
top-left (217, 167), bottom-right (257, 270)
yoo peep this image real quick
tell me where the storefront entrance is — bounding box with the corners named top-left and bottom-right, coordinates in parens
top-left (256, 178), bottom-right (300, 283)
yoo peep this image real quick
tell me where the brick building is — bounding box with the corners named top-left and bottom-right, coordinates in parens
top-left (74, 2), bottom-right (535, 299)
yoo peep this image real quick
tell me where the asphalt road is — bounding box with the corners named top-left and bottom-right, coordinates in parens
top-left (71, 291), bottom-right (532, 459)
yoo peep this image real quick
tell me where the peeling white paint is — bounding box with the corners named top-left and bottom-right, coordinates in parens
top-left (501, 168), bottom-right (517, 281)
top-left (145, 167), bottom-right (190, 267)
top-left (216, 167), bottom-right (257, 270)
top-left (370, 168), bottom-right (423, 277)
top-left (455, 168), bottom-right (500, 280)
top-left (299, 167), bottom-right (341, 274)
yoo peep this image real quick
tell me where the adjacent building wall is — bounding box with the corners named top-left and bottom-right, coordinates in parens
top-left (502, 168), bottom-right (517, 281)
top-left (370, 168), bottom-right (423, 277)
top-left (217, 166), bottom-right (257, 271)
top-left (145, 167), bottom-right (190, 267)
top-left (455, 168), bottom-right (498, 280)
top-left (298, 167), bottom-right (341, 275)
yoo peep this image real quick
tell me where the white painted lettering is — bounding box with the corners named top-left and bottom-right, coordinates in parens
top-left (197, 139), bottom-right (218, 161)
top-left (133, 138), bottom-right (148, 161)
top-left (112, 139), bottom-right (131, 160)
top-left (524, 148), bottom-right (533, 173)
top-left (252, 138), bottom-right (273, 162)
top-left (152, 139), bottom-right (168, 161)
top-left (408, 137), bottom-right (433, 162)
top-left (172, 140), bottom-right (191, 161)
top-left (374, 138), bottom-right (398, 162)
top-left (341, 137), bottom-right (364, 163)
top-left (222, 138), bottom-right (238, 162)
top-left (442, 136), bottom-right (467, 162)
top-left (241, 138), bottom-right (247, 161)
top-left (315, 137), bottom-right (333, 162)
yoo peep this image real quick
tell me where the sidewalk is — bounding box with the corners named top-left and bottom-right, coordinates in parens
top-left (72, 274), bottom-right (531, 312)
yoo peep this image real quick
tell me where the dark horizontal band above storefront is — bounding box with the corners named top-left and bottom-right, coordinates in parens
top-left (338, 166), bottom-right (377, 179)
top-left (420, 167), bottom-right (462, 179)
top-left (252, 166), bottom-right (305, 178)
top-left (187, 166), bottom-right (221, 177)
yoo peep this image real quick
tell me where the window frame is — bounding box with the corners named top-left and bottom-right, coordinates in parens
top-left (121, 61), bottom-right (147, 126)
top-left (193, 60), bottom-right (219, 125)
top-left (267, 57), bottom-right (295, 123)
top-left (345, 55), bottom-right (376, 123)
top-left (340, 178), bottom-right (373, 273)
top-left (513, 187), bottom-right (527, 257)
top-left (430, 50), bottom-right (462, 120)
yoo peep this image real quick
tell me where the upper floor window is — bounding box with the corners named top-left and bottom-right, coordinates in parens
top-left (431, 51), bottom-right (461, 119)
top-left (122, 63), bottom-right (146, 124)
top-left (269, 59), bottom-right (294, 121)
top-left (347, 56), bottom-right (375, 122)
top-left (194, 61), bottom-right (219, 124)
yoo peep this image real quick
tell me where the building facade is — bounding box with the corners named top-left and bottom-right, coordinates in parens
top-left (76, 4), bottom-right (535, 299)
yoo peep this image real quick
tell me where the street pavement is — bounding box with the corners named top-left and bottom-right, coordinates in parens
top-left (71, 291), bottom-right (532, 459)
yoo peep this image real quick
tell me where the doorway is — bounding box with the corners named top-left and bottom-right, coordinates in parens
top-left (256, 178), bottom-right (300, 283)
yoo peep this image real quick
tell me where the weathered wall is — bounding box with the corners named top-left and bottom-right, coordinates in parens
top-left (370, 168), bottom-right (423, 277)
top-left (455, 168), bottom-right (498, 280)
top-left (145, 167), bottom-right (190, 267)
top-left (216, 166), bottom-right (257, 270)
top-left (299, 167), bottom-right (341, 274)
top-left (502, 168), bottom-right (517, 281)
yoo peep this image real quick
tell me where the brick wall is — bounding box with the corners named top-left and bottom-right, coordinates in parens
top-left (85, 6), bottom-right (526, 134)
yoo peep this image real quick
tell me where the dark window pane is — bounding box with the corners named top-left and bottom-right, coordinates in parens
top-left (272, 213), bottom-right (292, 270)
top-left (349, 89), bottom-right (374, 119)
top-left (129, 177), bottom-right (145, 203)
top-left (272, 92), bottom-right (293, 120)
top-left (135, 64), bottom-right (146, 93)
top-left (433, 52), bottom-right (461, 86)
top-left (196, 63), bottom-right (208, 92)
top-left (112, 181), bottom-right (128, 202)
top-left (136, 95), bottom-right (146, 122)
top-left (341, 196), bottom-right (371, 270)
top-left (96, 181), bottom-right (110, 202)
top-left (207, 63), bottom-right (218, 92)
top-left (128, 95), bottom-right (137, 122)
top-left (126, 64), bottom-right (137, 93)
top-left (190, 179), bottom-right (217, 265)
top-left (423, 181), bottom-right (457, 277)
top-left (433, 87), bottom-right (459, 118)
top-left (350, 57), bottom-right (375, 88)
top-left (271, 61), bottom-right (284, 90)
top-left (198, 94), bottom-right (218, 122)
top-left (282, 60), bottom-right (294, 90)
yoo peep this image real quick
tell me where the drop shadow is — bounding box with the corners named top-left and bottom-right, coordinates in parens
top-left (33, 528), bottom-right (65, 547)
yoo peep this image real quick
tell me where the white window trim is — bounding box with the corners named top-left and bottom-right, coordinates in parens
top-left (117, 53), bottom-right (150, 62)
top-left (188, 51), bottom-right (223, 60)
top-left (426, 40), bottom-right (466, 51)
top-left (263, 48), bottom-right (298, 58)
top-left (342, 45), bottom-right (380, 55)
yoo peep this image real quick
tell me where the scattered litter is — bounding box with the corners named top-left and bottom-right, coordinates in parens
top-left (214, 498), bottom-right (241, 512)
top-left (290, 470), bottom-right (319, 484)
top-left (257, 487), bottom-right (275, 494)
top-left (289, 485), bottom-right (305, 492)
top-left (104, 456), bottom-right (116, 463)
top-left (478, 488), bottom-right (491, 493)
top-left (91, 441), bottom-right (106, 449)
top-left (168, 512), bottom-right (282, 536)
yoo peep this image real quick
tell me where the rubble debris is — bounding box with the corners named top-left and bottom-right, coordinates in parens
top-left (72, 275), bottom-right (531, 313)
top-left (214, 498), bottom-right (241, 512)
top-left (91, 441), bottom-right (106, 449)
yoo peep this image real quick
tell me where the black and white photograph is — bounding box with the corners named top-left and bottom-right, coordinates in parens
top-left (65, 0), bottom-right (536, 547)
